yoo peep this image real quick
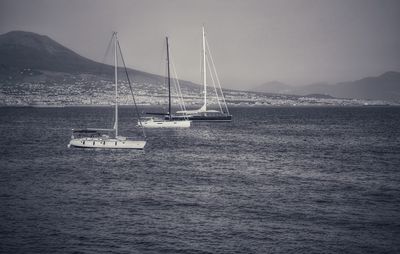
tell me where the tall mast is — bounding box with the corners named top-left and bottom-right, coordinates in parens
top-left (202, 26), bottom-right (207, 111)
top-left (114, 32), bottom-right (118, 137)
top-left (166, 37), bottom-right (171, 120)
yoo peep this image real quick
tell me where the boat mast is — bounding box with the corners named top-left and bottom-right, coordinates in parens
top-left (166, 37), bottom-right (171, 120)
top-left (114, 32), bottom-right (118, 137)
top-left (202, 26), bottom-right (207, 111)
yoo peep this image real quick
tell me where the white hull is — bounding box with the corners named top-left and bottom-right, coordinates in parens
top-left (68, 137), bottom-right (146, 149)
top-left (141, 119), bottom-right (191, 128)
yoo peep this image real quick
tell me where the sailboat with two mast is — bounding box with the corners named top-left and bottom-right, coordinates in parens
top-left (141, 36), bottom-right (191, 128)
top-left (68, 32), bottom-right (146, 149)
top-left (169, 26), bottom-right (232, 122)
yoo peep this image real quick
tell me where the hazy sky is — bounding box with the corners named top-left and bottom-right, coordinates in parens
top-left (1, 0), bottom-right (399, 88)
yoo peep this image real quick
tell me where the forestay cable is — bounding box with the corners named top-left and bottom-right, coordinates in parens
top-left (171, 59), bottom-right (188, 115)
top-left (169, 46), bottom-right (188, 115)
top-left (205, 38), bottom-right (230, 114)
top-left (206, 53), bottom-right (223, 113)
top-left (117, 40), bottom-right (147, 138)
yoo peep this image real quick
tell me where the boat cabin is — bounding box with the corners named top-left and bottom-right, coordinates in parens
top-left (71, 129), bottom-right (112, 139)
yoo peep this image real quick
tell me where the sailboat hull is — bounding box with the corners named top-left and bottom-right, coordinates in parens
top-left (141, 119), bottom-right (191, 128)
top-left (169, 114), bottom-right (232, 122)
top-left (68, 138), bottom-right (146, 149)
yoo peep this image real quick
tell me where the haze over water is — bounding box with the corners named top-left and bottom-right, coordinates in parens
top-left (1, 106), bottom-right (399, 253)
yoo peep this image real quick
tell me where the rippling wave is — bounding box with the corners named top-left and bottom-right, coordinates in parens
top-left (1, 106), bottom-right (399, 253)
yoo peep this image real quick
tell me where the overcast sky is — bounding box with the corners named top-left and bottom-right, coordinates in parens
top-left (1, 0), bottom-right (399, 89)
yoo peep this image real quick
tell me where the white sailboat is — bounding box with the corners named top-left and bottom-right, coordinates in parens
top-left (170, 26), bottom-right (232, 122)
top-left (68, 32), bottom-right (146, 149)
top-left (141, 117), bottom-right (190, 128)
top-left (142, 36), bottom-right (191, 128)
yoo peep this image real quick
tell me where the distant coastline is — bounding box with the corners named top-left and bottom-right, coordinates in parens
top-left (0, 103), bottom-right (397, 108)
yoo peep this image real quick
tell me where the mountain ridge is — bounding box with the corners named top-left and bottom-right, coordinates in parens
top-left (0, 30), bottom-right (108, 75)
top-left (253, 71), bottom-right (400, 102)
top-left (1, 30), bottom-right (398, 103)
top-left (0, 30), bottom-right (200, 90)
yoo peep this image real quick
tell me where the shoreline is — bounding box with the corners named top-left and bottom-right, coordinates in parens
top-left (0, 104), bottom-right (398, 108)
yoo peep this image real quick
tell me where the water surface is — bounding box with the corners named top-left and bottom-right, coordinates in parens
top-left (1, 106), bottom-right (399, 253)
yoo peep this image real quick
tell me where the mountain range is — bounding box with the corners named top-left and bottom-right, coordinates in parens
top-left (0, 30), bottom-right (199, 90)
top-left (253, 71), bottom-right (400, 102)
top-left (0, 30), bottom-right (399, 102)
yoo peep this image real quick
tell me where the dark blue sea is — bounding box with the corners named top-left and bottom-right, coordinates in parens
top-left (0, 106), bottom-right (399, 253)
